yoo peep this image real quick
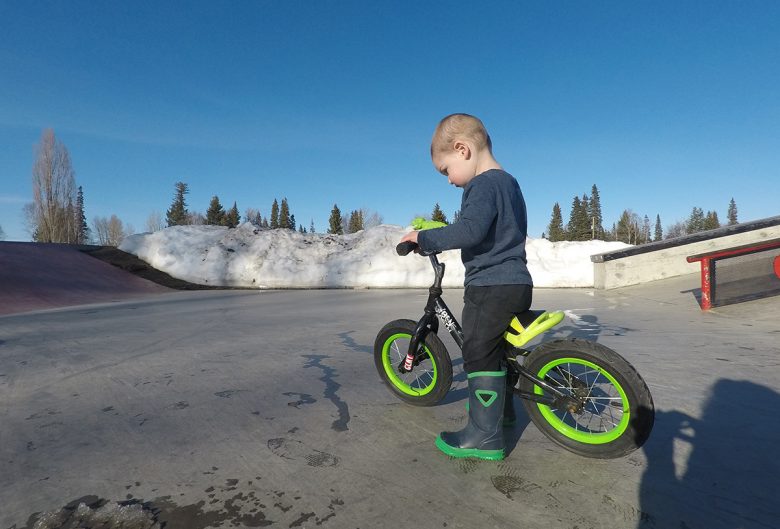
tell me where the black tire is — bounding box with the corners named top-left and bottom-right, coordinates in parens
top-left (518, 339), bottom-right (654, 459)
top-left (374, 319), bottom-right (453, 406)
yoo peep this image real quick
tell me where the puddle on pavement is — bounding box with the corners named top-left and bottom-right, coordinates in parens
top-left (15, 493), bottom-right (272, 529)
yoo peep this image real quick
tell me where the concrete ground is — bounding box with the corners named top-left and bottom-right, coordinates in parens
top-left (1, 272), bottom-right (779, 528)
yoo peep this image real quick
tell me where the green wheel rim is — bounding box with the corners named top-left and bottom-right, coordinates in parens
top-left (534, 357), bottom-right (630, 444)
top-left (381, 333), bottom-right (438, 397)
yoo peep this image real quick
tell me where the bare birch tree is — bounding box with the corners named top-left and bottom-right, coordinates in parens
top-left (361, 208), bottom-right (384, 229)
top-left (145, 210), bottom-right (165, 233)
top-left (93, 215), bottom-right (129, 247)
top-left (31, 129), bottom-right (78, 242)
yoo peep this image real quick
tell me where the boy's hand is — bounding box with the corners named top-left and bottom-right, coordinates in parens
top-left (400, 231), bottom-right (419, 244)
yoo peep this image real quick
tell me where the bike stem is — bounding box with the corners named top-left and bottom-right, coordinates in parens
top-left (399, 254), bottom-right (453, 373)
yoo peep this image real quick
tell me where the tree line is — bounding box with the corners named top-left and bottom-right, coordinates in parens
top-left (545, 184), bottom-right (739, 244)
top-left (324, 204), bottom-right (386, 235)
top-left (165, 182), bottom-right (385, 236)
top-left (18, 129), bottom-right (742, 249)
top-left (19, 129), bottom-right (388, 247)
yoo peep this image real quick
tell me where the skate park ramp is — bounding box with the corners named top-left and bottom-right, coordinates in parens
top-left (0, 242), bottom-right (172, 316)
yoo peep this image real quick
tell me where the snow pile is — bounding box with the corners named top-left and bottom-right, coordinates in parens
top-left (119, 223), bottom-right (629, 288)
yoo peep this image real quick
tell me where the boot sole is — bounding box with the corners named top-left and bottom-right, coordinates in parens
top-left (435, 435), bottom-right (505, 460)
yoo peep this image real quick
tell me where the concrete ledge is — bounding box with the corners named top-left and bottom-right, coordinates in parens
top-left (592, 215), bottom-right (780, 289)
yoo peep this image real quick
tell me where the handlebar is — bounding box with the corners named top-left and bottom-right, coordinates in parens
top-left (396, 241), bottom-right (418, 256)
top-left (396, 241), bottom-right (440, 258)
top-left (396, 241), bottom-right (446, 288)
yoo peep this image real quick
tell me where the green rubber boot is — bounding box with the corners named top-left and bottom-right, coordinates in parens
top-left (465, 369), bottom-right (518, 427)
top-left (436, 371), bottom-right (506, 460)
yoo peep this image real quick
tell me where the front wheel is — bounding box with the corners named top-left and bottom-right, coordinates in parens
top-left (374, 319), bottom-right (452, 406)
top-left (519, 339), bottom-right (654, 459)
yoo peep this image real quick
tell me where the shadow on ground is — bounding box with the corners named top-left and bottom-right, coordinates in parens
top-left (637, 379), bottom-right (780, 528)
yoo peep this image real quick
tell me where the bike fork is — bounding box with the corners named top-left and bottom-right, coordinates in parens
top-left (399, 311), bottom-right (438, 374)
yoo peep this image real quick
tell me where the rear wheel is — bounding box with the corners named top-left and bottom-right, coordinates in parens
top-left (374, 319), bottom-right (452, 406)
top-left (519, 339), bottom-right (654, 458)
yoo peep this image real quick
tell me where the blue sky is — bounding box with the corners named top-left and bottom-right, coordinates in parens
top-left (1, 1), bottom-right (778, 241)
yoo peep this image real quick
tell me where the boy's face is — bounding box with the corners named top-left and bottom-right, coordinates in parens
top-left (431, 142), bottom-right (476, 188)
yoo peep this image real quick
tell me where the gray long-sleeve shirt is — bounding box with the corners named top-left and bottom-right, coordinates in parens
top-left (417, 169), bottom-right (533, 287)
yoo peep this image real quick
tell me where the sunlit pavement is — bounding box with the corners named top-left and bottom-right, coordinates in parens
top-left (1, 278), bottom-right (778, 528)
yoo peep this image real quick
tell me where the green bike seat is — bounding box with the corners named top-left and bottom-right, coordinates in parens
top-left (504, 310), bottom-right (564, 348)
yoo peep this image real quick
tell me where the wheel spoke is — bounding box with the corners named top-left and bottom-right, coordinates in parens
top-left (537, 357), bottom-right (630, 435)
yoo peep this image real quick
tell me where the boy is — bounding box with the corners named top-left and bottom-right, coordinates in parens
top-left (400, 113), bottom-right (533, 460)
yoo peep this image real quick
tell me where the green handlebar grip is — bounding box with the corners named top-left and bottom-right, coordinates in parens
top-left (411, 217), bottom-right (447, 230)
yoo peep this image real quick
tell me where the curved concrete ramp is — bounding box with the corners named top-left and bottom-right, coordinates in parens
top-left (0, 242), bottom-right (170, 316)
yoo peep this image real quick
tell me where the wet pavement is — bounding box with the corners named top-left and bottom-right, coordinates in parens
top-left (1, 275), bottom-right (779, 528)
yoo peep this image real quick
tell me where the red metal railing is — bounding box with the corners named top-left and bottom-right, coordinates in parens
top-left (687, 238), bottom-right (780, 310)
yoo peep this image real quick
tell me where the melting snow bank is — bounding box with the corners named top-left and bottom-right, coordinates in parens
top-left (119, 223), bottom-right (630, 288)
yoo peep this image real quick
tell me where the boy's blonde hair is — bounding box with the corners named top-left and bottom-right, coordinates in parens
top-left (431, 113), bottom-right (493, 156)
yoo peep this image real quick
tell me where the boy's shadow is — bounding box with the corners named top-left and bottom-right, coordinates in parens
top-left (637, 379), bottom-right (780, 528)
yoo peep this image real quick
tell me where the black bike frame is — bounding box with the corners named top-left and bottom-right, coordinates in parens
top-left (400, 253), bottom-right (569, 407)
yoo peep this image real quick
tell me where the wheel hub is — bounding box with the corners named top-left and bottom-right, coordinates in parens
top-left (558, 395), bottom-right (584, 414)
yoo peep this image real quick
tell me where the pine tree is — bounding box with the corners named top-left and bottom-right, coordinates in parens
top-left (566, 196), bottom-right (580, 240)
top-left (547, 202), bottom-right (565, 242)
top-left (328, 204), bottom-right (343, 235)
top-left (270, 199), bottom-right (279, 229)
top-left (581, 194), bottom-right (590, 228)
top-left (642, 215), bottom-right (651, 244)
top-left (616, 210), bottom-right (640, 244)
top-left (703, 210), bottom-right (720, 231)
top-left (310, 219), bottom-right (315, 233)
top-left (75, 186), bottom-right (89, 243)
top-left (348, 210), bottom-right (364, 233)
top-left (279, 198), bottom-right (291, 229)
top-left (452, 210), bottom-right (461, 223)
top-left (567, 196), bottom-right (589, 241)
top-left (206, 196), bottom-right (226, 225)
top-left (589, 185), bottom-right (604, 239)
top-left (616, 211), bottom-right (630, 243)
top-left (687, 207), bottom-right (705, 233)
top-left (654, 214), bottom-right (663, 242)
top-left (166, 182), bottom-right (189, 226)
top-left (431, 203), bottom-right (448, 224)
top-left (727, 198), bottom-right (738, 225)
top-left (290, 214), bottom-right (296, 231)
top-left (224, 202), bottom-right (240, 228)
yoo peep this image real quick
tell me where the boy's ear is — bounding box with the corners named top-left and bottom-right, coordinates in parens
top-left (454, 141), bottom-right (471, 159)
